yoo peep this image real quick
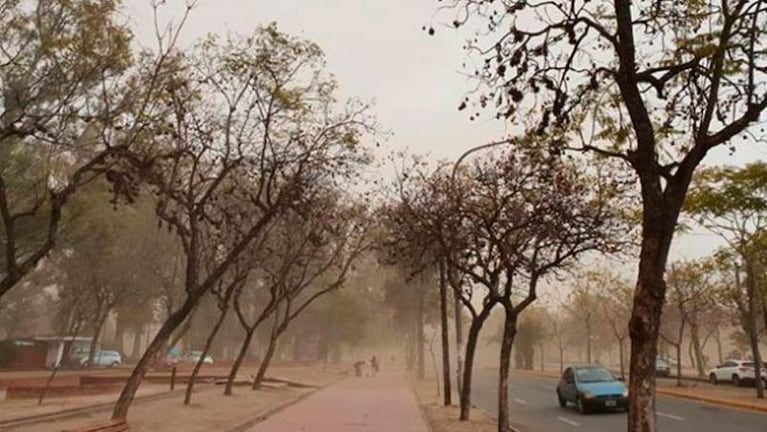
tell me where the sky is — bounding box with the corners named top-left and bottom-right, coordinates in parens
top-left (122, 0), bottom-right (767, 267)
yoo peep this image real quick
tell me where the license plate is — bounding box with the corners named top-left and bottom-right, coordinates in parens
top-left (605, 400), bottom-right (617, 407)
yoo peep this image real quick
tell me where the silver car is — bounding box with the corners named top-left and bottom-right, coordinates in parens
top-left (81, 350), bottom-right (122, 367)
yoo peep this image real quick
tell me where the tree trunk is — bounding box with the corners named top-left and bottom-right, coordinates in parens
top-left (675, 343), bottom-right (682, 387)
top-left (690, 324), bottom-right (705, 377)
top-left (225, 328), bottom-right (255, 396)
top-left (39, 329), bottom-right (80, 405)
top-left (559, 347), bottom-right (564, 374)
top-left (497, 308), bottom-right (517, 432)
top-left (115, 315), bottom-right (126, 354)
top-left (406, 332), bottom-right (415, 372)
top-left (167, 306), bottom-right (197, 354)
top-left (746, 323), bottom-right (765, 398)
top-left (687, 339), bottom-right (696, 369)
top-left (438, 261), bottom-right (452, 405)
top-left (745, 261), bottom-right (765, 399)
top-left (628, 222), bottom-right (675, 432)
top-left (254, 305), bottom-right (283, 390)
top-left (131, 324), bottom-right (143, 360)
top-left (618, 338), bottom-right (625, 381)
top-left (252, 334), bottom-right (278, 390)
top-left (586, 317), bottom-right (592, 364)
top-left (454, 293), bottom-right (464, 396)
top-left (87, 311), bottom-right (108, 367)
top-left (292, 333), bottom-right (302, 362)
top-left (112, 296), bottom-right (198, 419)
top-left (184, 306), bottom-right (227, 405)
top-left (459, 312), bottom-right (489, 421)
top-left (417, 291), bottom-right (425, 379)
top-left (714, 327), bottom-right (723, 365)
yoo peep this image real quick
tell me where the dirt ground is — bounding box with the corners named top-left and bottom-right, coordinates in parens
top-left (3, 364), bottom-right (347, 432)
top-left (410, 374), bottom-right (496, 432)
top-left (0, 384), bottom-right (168, 423)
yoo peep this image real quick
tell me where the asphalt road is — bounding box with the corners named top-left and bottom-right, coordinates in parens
top-left (472, 369), bottom-right (767, 432)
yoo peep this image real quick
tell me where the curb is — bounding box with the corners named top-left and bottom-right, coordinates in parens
top-left (409, 376), bottom-right (522, 432)
top-left (656, 388), bottom-right (767, 414)
top-left (225, 375), bottom-right (346, 432)
top-left (471, 403), bottom-right (524, 432)
top-left (407, 378), bottom-right (436, 432)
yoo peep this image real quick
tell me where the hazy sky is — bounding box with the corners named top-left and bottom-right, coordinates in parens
top-left (123, 0), bottom-right (767, 265)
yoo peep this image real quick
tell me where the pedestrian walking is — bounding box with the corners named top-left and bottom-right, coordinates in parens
top-left (370, 355), bottom-right (379, 376)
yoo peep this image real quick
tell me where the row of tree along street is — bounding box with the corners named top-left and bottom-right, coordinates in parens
top-left (1, 2), bottom-right (767, 432)
top-left (417, 1), bottom-right (767, 431)
top-left (0, 1), bottom-right (382, 420)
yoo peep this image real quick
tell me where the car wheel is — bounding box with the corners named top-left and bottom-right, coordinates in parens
top-left (709, 373), bottom-right (718, 385)
top-left (576, 396), bottom-right (589, 414)
top-left (557, 390), bottom-right (566, 408)
top-left (110, 362), bottom-right (119, 368)
top-left (732, 374), bottom-right (741, 387)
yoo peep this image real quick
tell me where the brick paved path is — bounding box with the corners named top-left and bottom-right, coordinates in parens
top-left (247, 371), bottom-right (428, 432)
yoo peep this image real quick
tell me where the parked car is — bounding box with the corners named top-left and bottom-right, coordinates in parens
top-left (655, 358), bottom-right (671, 377)
top-left (183, 351), bottom-right (214, 364)
top-left (556, 365), bottom-right (628, 414)
top-left (81, 350), bottom-right (122, 367)
top-left (708, 359), bottom-right (767, 387)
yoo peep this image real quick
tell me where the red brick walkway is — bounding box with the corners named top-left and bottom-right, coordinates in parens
top-left (247, 371), bottom-right (428, 432)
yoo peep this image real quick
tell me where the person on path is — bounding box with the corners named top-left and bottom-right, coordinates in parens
top-left (370, 355), bottom-right (379, 376)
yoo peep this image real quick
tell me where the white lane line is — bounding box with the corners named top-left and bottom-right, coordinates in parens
top-left (557, 416), bottom-right (580, 426)
top-left (513, 398), bottom-right (527, 405)
top-left (657, 412), bottom-right (685, 421)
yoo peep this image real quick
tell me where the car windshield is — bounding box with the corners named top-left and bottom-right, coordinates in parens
top-left (575, 367), bottom-right (615, 383)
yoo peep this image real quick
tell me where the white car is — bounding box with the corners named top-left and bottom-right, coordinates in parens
top-left (708, 359), bottom-right (767, 387)
top-left (81, 350), bottom-right (122, 367)
top-left (183, 351), bottom-right (214, 364)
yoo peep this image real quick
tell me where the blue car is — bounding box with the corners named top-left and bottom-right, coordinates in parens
top-left (556, 365), bottom-right (628, 413)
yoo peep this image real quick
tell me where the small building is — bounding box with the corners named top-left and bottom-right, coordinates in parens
top-left (0, 336), bottom-right (93, 369)
top-left (34, 336), bottom-right (93, 368)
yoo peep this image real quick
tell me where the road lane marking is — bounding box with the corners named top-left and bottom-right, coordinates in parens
top-left (513, 398), bottom-right (527, 405)
top-left (657, 412), bottom-right (685, 421)
top-left (557, 417), bottom-right (580, 426)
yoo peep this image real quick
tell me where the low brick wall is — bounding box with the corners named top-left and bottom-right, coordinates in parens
top-left (5, 383), bottom-right (122, 400)
top-left (79, 374), bottom-right (222, 386)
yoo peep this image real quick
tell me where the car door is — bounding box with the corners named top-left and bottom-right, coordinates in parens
top-left (717, 361), bottom-right (736, 380)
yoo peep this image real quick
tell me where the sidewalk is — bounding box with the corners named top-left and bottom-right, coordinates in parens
top-left (247, 371), bottom-right (429, 432)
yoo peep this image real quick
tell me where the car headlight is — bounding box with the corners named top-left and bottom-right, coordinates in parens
top-left (582, 392), bottom-right (594, 399)
top-left (622, 390), bottom-right (629, 397)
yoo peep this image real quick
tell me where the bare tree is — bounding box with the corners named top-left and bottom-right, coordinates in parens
top-left (686, 163), bottom-right (767, 397)
top-left (661, 260), bottom-right (715, 387)
top-left (112, 25), bottom-right (374, 419)
top-left (0, 0), bottom-right (184, 300)
top-left (564, 273), bottom-right (602, 365)
top-left (183, 261), bottom-right (250, 405)
top-left (550, 310), bottom-right (575, 374)
top-left (597, 272), bottom-right (633, 380)
top-left (251, 207), bottom-right (373, 389)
